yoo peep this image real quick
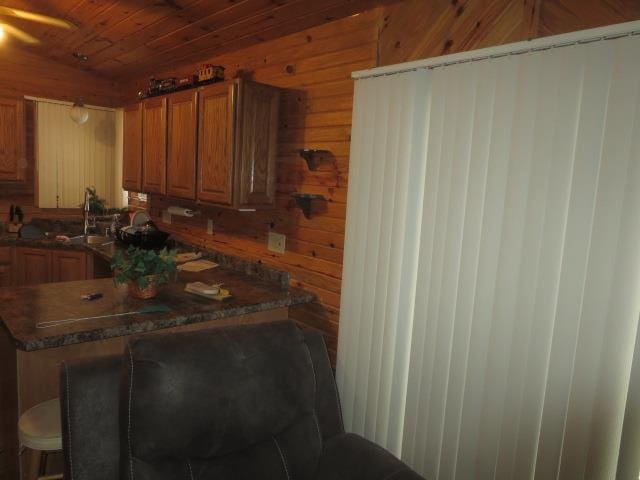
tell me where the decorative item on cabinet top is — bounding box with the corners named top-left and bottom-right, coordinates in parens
top-left (138, 65), bottom-right (225, 99)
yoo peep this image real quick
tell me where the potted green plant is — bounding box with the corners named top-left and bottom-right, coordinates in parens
top-left (111, 246), bottom-right (178, 299)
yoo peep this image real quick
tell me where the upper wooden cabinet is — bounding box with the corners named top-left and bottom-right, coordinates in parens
top-left (198, 79), bottom-right (280, 209)
top-left (126, 79), bottom-right (280, 208)
top-left (167, 90), bottom-right (198, 200)
top-left (141, 96), bottom-right (167, 194)
top-left (0, 98), bottom-right (26, 182)
top-left (122, 103), bottom-right (143, 191)
top-left (197, 82), bottom-right (235, 205)
top-left (234, 80), bottom-right (280, 208)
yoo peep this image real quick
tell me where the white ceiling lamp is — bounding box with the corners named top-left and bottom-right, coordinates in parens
top-left (70, 99), bottom-right (89, 124)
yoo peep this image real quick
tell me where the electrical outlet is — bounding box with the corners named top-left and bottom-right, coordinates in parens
top-left (161, 211), bottom-right (172, 224)
top-left (268, 231), bottom-right (286, 254)
top-left (207, 219), bottom-right (214, 235)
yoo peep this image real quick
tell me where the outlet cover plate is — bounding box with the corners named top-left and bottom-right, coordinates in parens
top-left (207, 219), bottom-right (213, 235)
top-left (268, 231), bottom-right (286, 254)
top-left (161, 211), bottom-right (171, 224)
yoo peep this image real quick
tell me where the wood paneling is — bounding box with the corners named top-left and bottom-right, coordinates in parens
top-left (378, 0), bottom-right (535, 66)
top-left (167, 90), bottom-right (198, 200)
top-left (377, 0), bottom-right (640, 67)
top-left (1, 0), bottom-right (397, 80)
top-left (539, 0), bottom-right (640, 37)
top-left (0, 98), bottom-right (25, 182)
top-left (141, 96), bottom-right (167, 194)
top-left (197, 82), bottom-right (235, 205)
top-left (0, 42), bottom-right (124, 107)
top-left (122, 103), bottom-right (143, 192)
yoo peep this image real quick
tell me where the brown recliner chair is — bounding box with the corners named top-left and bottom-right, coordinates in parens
top-left (60, 320), bottom-right (424, 479)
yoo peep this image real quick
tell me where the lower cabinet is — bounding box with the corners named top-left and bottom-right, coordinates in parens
top-left (13, 247), bottom-right (88, 286)
top-left (0, 247), bottom-right (12, 287)
top-left (51, 249), bottom-right (87, 283)
top-left (15, 248), bottom-right (51, 286)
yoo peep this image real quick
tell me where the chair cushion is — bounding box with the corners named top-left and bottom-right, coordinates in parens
top-left (123, 320), bottom-right (320, 479)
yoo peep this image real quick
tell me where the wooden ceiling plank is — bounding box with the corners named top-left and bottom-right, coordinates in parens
top-left (109, 0), bottom-right (377, 76)
top-left (82, 0), bottom-right (218, 67)
top-left (45, 1), bottom-right (151, 60)
top-left (143, 0), bottom-right (293, 53)
top-left (121, 0), bottom-right (384, 79)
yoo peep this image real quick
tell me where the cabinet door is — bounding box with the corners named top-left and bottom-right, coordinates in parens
top-left (15, 248), bottom-right (51, 286)
top-left (235, 81), bottom-right (280, 208)
top-left (142, 96), bottom-right (167, 194)
top-left (197, 82), bottom-right (236, 205)
top-left (0, 264), bottom-right (12, 287)
top-left (51, 250), bottom-right (87, 282)
top-left (167, 90), bottom-right (198, 199)
top-left (0, 246), bottom-right (12, 287)
top-left (122, 103), bottom-right (143, 191)
top-left (0, 98), bottom-right (26, 181)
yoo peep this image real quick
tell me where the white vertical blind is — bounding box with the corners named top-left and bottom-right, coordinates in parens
top-left (337, 31), bottom-right (640, 480)
top-left (36, 100), bottom-right (122, 208)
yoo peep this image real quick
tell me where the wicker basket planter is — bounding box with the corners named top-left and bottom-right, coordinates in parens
top-left (127, 275), bottom-right (160, 300)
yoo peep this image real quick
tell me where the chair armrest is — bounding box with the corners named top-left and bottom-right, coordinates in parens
top-left (317, 433), bottom-right (424, 480)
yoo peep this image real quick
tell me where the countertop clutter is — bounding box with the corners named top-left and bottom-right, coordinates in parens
top-left (0, 231), bottom-right (314, 351)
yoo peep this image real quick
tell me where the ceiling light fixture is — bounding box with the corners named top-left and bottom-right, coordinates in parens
top-left (0, 24), bottom-right (5, 41)
top-left (70, 99), bottom-right (89, 124)
top-left (73, 51), bottom-right (88, 61)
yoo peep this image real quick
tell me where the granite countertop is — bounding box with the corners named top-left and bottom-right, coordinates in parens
top-left (0, 233), bottom-right (89, 251)
top-left (0, 268), bottom-right (314, 351)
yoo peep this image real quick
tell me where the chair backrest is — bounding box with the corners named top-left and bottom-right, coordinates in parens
top-left (60, 320), bottom-right (344, 480)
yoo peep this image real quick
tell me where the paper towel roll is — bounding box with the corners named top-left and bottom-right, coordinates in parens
top-left (167, 206), bottom-right (196, 217)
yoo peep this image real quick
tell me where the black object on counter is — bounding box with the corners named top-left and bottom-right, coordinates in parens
top-left (19, 224), bottom-right (46, 240)
top-left (116, 225), bottom-right (169, 249)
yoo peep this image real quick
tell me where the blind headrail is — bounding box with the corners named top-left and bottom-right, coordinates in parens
top-left (353, 20), bottom-right (640, 80)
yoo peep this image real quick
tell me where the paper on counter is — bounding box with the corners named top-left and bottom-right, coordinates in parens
top-left (175, 252), bottom-right (203, 263)
top-left (177, 259), bottom-right (219, 272)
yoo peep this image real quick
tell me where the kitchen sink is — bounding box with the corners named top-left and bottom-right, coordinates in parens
top-left (67, 235), bottom-right (114, 245)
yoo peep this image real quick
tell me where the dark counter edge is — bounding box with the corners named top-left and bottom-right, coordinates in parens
top-left (0, 289), bottom-right (315, 352)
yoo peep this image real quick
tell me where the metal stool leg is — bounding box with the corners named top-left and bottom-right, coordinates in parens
top-left (38, 451), bottom-right (48, 476)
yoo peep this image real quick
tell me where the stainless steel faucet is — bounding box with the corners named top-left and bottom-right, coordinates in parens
top-left (83, 188), bottom-right (91, 237)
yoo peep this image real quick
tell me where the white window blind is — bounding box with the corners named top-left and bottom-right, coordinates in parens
top-left (36, 100), bottom-right (123, 209)
top-left (337, 24), bottom-right (640, 480)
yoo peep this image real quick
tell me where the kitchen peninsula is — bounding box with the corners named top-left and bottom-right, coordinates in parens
top-left (0, 239), bottom-right (313, 478)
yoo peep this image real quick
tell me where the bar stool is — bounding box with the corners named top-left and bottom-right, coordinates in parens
top-left (18, 398), bottom-right (63, 480)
